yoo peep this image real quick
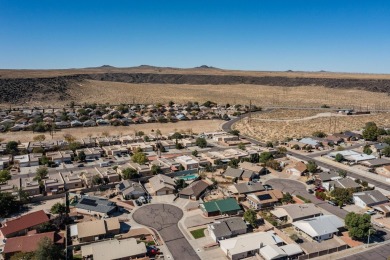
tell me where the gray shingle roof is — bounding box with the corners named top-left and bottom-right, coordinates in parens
top-left (353, 190), bottom-right (389, 206)
top-left (224, 168), bottom-right (244, 178)
top-left (76, 196), bottom-right (116, 214)
top-left (210, 217), bottom-right (247, 238)
top-left (234, 182), bottom-right (265, 194)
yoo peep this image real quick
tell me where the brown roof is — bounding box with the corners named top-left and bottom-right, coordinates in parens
top-left (179, 180), bottom-right (209, 197)
top-left (294, 162), bottom-right (307, 173)
top-left (3, 231), bottom-right (63, 254)
top-left (0, 210), bottom-right (50, 237)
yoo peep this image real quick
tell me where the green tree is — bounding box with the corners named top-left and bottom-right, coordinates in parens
top-left (92, 175), bottom-right (103, 185)
top-left (382, 146), bottom-right (390, 157)
top-left (306, 161), bottom-right (318, 173)
top-left (10, 252), bottom-right (35, 260)
top-left (277, 146), bottom-right (287, 155)
top-left (175, 179), bottom-right (188, 190)
top-left (228, 158), bottom-right (240, 168)
top-left (363, 122), bottom-right (379, 141)
top-left (151, 165), bottom-right (162, 175)
top-left (122, 168), bottom-right (139, 179)
top-left (338, 170), bottom-right (347, 178)
top-left (171, 132), bottom-right (183, 140)
top-left (243, 209), bottom-right (258, 228)
top-left (192, 150), bottom-right (199, 157)
top-left (196, 137), bottom-right (207, 148)
top-left (250, 153), bottom-right (260, 163)
top-left (292, 144), bottom-right (300, 150)
top-left (50, 202), bottom-right (66, 215)
top-left (33, 134), bottom-right (46, 142)
top-left (281, 192), bottom-right (295, 204)
top-left (363, 145), bottom-right (373, 155)
top-left (143, 135), bottom-right (150, 142)
top-left (228, 130), bottom-right (240, 136)
top-left (238, 142), bottom-right (246, 150)
top-left (265, 141), bottom-right (273, 148)
top-left (266, 160), bottom-right (281, 171)
top-left (132, 151), bottom-right (148, 164)
top-left (34, 167), bottom-right (48, 181)
top-left (335, 153), bottom-right (344, 162)
top-left (331, 188), bottom-right (353, 204)
top-left (78, 151), bottom-right (86, 162)
top-left (259, 152), bottom-right (273, 163)
top-left (312, 131), bottom-right (326, 138)
top-left (0, 192), bottom-right (19, 217)
top-left (0, 169), bottom-right (11, 184)
top-left (345, 212), bottom-right (374, 240)
top-left (6, 141), bottom-right (19, 155)
top-left (68, 142), bottom-right (81, 153)
top-left (35, 236), bottom-right (64, 260)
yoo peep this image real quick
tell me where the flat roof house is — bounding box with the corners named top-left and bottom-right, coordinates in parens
top-left (81, 238), bottom-right (147, 260)
top-left (73, 218), bottom-right (120, 242)
top-left (179, 180), bottom-right (210, 200)
top-left (175, 155), bottom-right (199, 170)
top-left (207, 217), bottom-right (247, 242)
top-left (60, 171), bottom-right (83, 190)
top-left (353, 190), bottom-right (389, 209)
top-left (219, 231), bottom-right (284, 260)
top-left (0, 210), bottom-right (50, 239)
top-left (271, 204), bottom-right (322, 223)
top-left (201, 198), bottom-right (242, 217)
top-left (292, 215), bottom-right (344, 242)
top-left (75, 196), bottom-right (117, 218)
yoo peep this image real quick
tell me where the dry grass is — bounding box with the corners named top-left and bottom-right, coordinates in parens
top-left (253, 109), bottom-right (325, 120)
top-left (0, 120), bottom-right (224, 142)
top-left (2, 67), bottom-right (390, 79)
top-left (233, 110), bottom-right (390, 142)
top-left (66, 80), bottom-right (390, 110)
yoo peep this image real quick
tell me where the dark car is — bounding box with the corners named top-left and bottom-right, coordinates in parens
top-left (135, 200), bottom-right (142, 206)
top-left (77, 163), bottom-right (84, 167)
top-left (307, 188), bottom-right (314, 194)
top-left (306, 180), bottom-right (315, 185)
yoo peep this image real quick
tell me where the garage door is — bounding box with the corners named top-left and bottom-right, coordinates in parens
top-left (157, 191), bottom-right (166, 196)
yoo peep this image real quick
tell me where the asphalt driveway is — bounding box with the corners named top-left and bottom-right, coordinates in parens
top-left (132, 204), bottom-right (200, 260)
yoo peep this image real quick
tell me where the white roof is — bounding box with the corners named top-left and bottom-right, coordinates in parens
top-left (69, 224), bottom-right (78, 237)
top-left (329, 150), bottom-right (359, 157)
top-left (175, 155), bottom-right (198, 165)
top-left (260, 244), bottom-right (287, 260)
top-left (300, 138), bottom-right (319, 146)
top-left (279, 244), bottom-right (303, 256)
top-left (219, 231), bottom-right (284, 255)
top-left (292, 215), bottom-right (344, 238)
top-left (345, 153), bottom-right (376, 162)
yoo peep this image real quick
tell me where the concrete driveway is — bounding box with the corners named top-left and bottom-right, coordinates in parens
top-left (132, 204), bottom-right (200, 260)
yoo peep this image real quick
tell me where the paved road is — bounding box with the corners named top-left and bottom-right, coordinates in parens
top-left (132, 204), bottom-right (200, 260)
top-left (222, 114), bottom-right (390, 191)
top-left (339, 243), bottom-right (390, 260)
top-left (264, 179), bottom-right (348, 219)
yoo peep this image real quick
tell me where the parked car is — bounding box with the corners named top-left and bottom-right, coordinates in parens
top-left (365, 209), bottom-right (376, 215)
top-left (135, 200), bottom-right (142, 206)
top-left (307, 189), bottom-right (314, 194)
top-left (263, 184), bottom-right (273, 190)
top-left (327, 200), bottom-right (337, 206)
top-left (306, 180), bottom-right (315, 185)
top-left (77, 163), bottom-right (84, 167)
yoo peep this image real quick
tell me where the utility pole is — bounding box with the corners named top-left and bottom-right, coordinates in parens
top-left (249, 99), bottom-right (252, 125)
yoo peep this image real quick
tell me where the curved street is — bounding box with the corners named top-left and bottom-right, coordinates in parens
top-left (132, 204), bottom-right (200, 260)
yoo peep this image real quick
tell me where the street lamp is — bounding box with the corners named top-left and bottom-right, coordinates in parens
top-left (367, 229), bottom-right (373, 247)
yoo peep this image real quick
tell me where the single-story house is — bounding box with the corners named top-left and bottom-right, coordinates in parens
top-left (219, 231), bottom-right (284, 260)
top-left (224, 167), bottom-right (244, 180)
top-left (208, 217), bottom-right (247, 242)
top-left (75, 196), bottom-right (117, 218)
top-left (0, 210), bottom-right (50, 239)
top-left (271, 204), bottom-right (322, 223)
top-left (323, 178), bottom-right (361, 192)
top-left (260, 244), bottom-right (303, 260)
top-left (116, 180), bottom-right (146, 200)
top-left (286, 161), bottom-right (307, 176)
top-left (316, 171), bottom-right (342, 182)
top-left (147, 174), bottom-right (176, 195)
top-left (247, 190), bottom-right (283, 210)
top-left (292, 215), bottom-right (344, 242)
top-left (353, 190), bottom-right (389, 209)
top-left (178, 180), bottom-right (210, 200)
top-left (228, 182), bottom-right (265, 195)
top-left (239, 161), bottom-right (266, 175)
top-left (72, 218), bottom-right (120, 242)
top-left (81, 238), bottom-right (147, 260)
top-left (201, 198), bottom-right (242, 217)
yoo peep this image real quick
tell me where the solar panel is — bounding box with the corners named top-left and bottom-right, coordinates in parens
top-left (257, 194), bottom-right (272, 201)
top-left (80, 198), bottom-right (98, 206)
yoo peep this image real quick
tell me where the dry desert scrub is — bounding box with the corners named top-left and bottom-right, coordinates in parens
top-left (234, 111), bottom-right (390, 142)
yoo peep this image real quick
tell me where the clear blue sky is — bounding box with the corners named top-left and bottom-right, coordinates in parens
top-left (1, 0), bottom-right (390, 73)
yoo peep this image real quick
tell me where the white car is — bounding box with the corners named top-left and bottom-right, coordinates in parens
top-left (365, 209), bottom-right (376, 215)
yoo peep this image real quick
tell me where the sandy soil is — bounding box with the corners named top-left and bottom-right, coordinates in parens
top-left (0, 120), bottom-right (224, 142)
top-left (66, 80), bottom-right (390, 110)
top-left (234, 110), bottom-right (390, 142)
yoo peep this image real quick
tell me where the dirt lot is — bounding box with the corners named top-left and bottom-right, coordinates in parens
top-left (0, 120), bottom-right (223, 142)
top-left (70, 81), bottom-right (390, 109)
top-left (234, 110), bottom-right (390, 142)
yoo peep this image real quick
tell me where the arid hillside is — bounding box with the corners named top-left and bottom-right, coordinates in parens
top-left (1, 66), bottom-right (390, 106)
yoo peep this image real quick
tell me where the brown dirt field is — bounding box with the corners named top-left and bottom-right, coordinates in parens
top-left (233, 110), bottom-right (390, 142)
top-left (0, 120), bottom-right (223, 142)
top-left (253, 109), bottom-right (325, 120)
top-left (2, 66), bottom-right (390, 79)
top-left (68, 80), bottom-right (390, 110)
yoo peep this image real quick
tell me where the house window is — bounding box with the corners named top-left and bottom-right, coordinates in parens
top-left (75, 184), bottom-right (78, 187)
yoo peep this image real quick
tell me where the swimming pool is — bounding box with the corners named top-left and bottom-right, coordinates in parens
top-left (175, 174), bottom-right (199, 181)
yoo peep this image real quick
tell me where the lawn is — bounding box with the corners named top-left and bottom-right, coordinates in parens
top-left (190, 228), bottom-right (206, 239)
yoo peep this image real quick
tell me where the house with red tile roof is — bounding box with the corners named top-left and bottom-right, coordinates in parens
top-left (0, 210), bottom-right (50, 239)
top-left (2, 231), bottom-right (64, 259)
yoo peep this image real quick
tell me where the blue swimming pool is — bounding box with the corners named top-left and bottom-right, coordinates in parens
top-left (175, 174), bottom-right (199, 181)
